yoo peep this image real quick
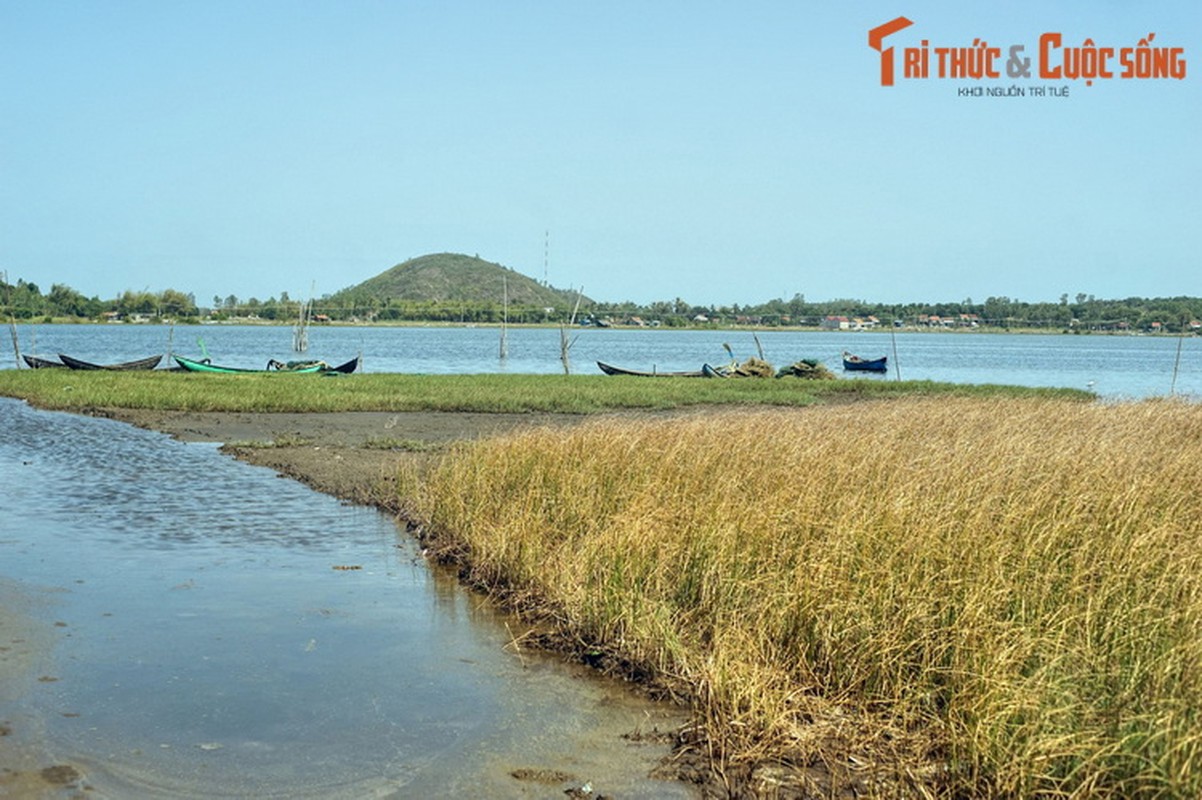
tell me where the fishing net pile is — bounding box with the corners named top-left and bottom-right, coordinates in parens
top-left (731, 357), bottom-right (775, 378)
top-left (775, 359), bottom-right (836, 380)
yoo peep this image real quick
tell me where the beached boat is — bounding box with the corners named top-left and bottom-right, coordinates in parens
top-left (701, 363), bottom-right (732, 378)
top-left (22, 354), bottom-right (66, 369)
top-left (325, 355), bottom-right (361, 374)
top-left (702, 361), bottom-right (773, 378)
top-left (841, 352), bottom-right (888, 372)
top-left (172, 355), bottom-right (351, 374)
top-left (173, 355), bottom-right (326, 374)
top-left (596, 361), bottom-right (707, 377)
top-left (276, 356), bottom-right (360, 374)
top-left (59, 354), bottom-right (163, 371)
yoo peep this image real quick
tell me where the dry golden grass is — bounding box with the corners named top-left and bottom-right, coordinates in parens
top-left (407, 397), bottom-right (1202, 797)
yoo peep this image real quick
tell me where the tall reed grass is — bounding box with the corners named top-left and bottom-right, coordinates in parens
top-left (409, 397), bottom-right (1202, 797)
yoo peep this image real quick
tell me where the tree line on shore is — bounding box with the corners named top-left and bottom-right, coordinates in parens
top-left (3, 277), bottom-right (1201, 333)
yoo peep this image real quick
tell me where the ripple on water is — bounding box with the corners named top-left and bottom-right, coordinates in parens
top-left (0, 399), bottom-right (692, 798)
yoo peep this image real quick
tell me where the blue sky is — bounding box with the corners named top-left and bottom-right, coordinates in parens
top-left (1, 1), bottom-right (1198, 307)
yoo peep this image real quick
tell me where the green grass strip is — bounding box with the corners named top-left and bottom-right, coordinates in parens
top-left (0, 370), bottom-right (1093, 414)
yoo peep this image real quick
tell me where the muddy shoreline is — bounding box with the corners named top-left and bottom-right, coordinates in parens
top-left (96, 408), bottom-right (586, 506)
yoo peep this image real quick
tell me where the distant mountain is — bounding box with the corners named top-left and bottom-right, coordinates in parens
top-left (328, 253), bottom-right (589, 308)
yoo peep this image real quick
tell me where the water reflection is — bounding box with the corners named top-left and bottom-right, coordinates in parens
top-left (0, 399), bottom-right (691, 798)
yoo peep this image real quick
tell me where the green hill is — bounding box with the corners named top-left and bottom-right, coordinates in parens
top-left (328, 253), bottom-right (589, 308)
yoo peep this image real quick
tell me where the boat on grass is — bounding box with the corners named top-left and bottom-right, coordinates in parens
top-left (173, 355), bottom-right (359, 375)
top-left (325, 355), bottom-right (361, 374)
top-left (702, 362), bottom-right (772, 378)
top-left (59, 354), bottom-right (163, 371)
top-left (842, 352), bottom-right (888, 372)
top-left (22, 354), bottom-right (66, 369)
top-left (596, 361), bottom-right (708, 378)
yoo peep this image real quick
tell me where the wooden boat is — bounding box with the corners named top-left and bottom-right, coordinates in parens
top-left (22, 354), bottom-right (66, 369)
top-left (324, 355), bottom-right (361, 374)
top-left (278, 356), bottom-right (360, 374)
top-left (170, 353), bottom-right (329, 372)
top-left (841, 352), bottom-right (888, 372)
top-left (59, 354), bottom-right (163, 371)
top-left (702, 362), bottom-right (772, 378)
top-left (174, 353), bottom-right (353, 372)
top-left (596, 361), bottom-right (707, 377)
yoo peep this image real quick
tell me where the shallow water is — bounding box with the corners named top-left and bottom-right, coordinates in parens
top-left (0, 398), bottom-right (691, 798)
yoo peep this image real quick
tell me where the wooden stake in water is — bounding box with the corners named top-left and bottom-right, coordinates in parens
top-left (3, 271), bottom-right (19, 369)
top-left (1171, 318), bottom-right (1185, 395)
top-left (891, 327), bottom-right (902, 381)
top-left (6, 314), bottom-right (18, 369)
top-left (560, 288), bottom-right (583, 374)
top-left (499, 275), bottom-right (508, 361)
top-left (293, 282), bottom-right (314, 353)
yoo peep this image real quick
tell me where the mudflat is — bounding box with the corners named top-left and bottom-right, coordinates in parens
top-left (95, 408), bottom-right (588, 507)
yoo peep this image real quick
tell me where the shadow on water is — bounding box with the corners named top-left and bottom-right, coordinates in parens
top-left (0, 398), bottom-right (693, 798)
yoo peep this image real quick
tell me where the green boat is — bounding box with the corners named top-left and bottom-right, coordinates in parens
top-left (173, 355), bottom-right (330, 374)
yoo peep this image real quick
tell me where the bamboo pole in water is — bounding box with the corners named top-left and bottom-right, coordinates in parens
top-left (560, 288), bottom-right (583, 374)
top-left (3, 271), bottom-right (20, 369)
top-left (1171, 317), bottom-right (1185, 395)
top-left (6, 317), bottom-right (17, 369)
top-left (891, 326), bottom-right (902, 381)
top-left (293, 282), bottom-right (314, 353)
top-left (499, 276), bottom-right (508, 360)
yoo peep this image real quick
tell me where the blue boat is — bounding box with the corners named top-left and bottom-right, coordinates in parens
top-left (842, 352), bottom-right (888, 372)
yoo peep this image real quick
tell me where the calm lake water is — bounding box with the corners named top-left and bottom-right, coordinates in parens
top-left (0, 398), bottom-right (690, 798)
top-left (6, 322), bottom-right (1201, 399)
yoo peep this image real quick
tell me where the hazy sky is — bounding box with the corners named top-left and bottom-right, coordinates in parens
top-left (2, 1), bottom-right (1198, 307)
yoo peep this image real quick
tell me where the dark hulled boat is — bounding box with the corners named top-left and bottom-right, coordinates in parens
top-left (596, 361), bottom-right (707, 377)
top-left (59, 354), bottom-right (163, 371)
top-left (22, 354), bottom-right (66, 369)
